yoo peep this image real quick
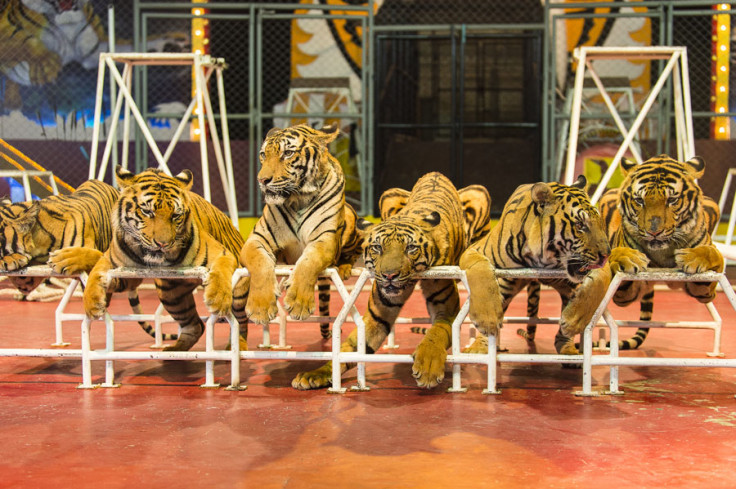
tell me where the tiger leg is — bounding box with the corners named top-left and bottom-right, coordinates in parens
top-left (231, 275), bottom-right (250, 351)
top-left (676, 244), bottom-right (723, 303)
top-left (459, 247), bottom-right (504, 336)
top-left (291, 282), bottom-right (414, 390)
top-left (84, 254), bottom-right (114, 318)
top-left (48, 247), bottom-right (103, 275)
top-left (241, 238), bottom-right (279, 325)
top-left (550, 284), bottom-right (579, 355)
top-left (463, 277), bottom-right (526, 354)
top-left (157, 279), bottom-right (204, 352)
top-left (560, 265), bottom-right (612, 338)
top-left (317, 277), bottom-right (332, 339)
top-left (518, 281), bottom-right (541, 341)
top-left (202, 253), bottom-right (237, 317)
top-left (616, 287), bottom-right (654, 350)
top-left (127, 288), bottom-right (179, 342)
top-left (412, 279), bottom-right (459, 388)
top-left (283, 239), bottom-right (338, 320)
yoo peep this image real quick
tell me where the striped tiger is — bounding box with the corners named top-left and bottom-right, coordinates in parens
top-left (0, 180), bottom-right (169, 339)
top-left (589, 155), bottom-right (723, 350)
top-left (82, 167), bottom-right (246, 352)
top-left (292, 172), bottom-right (492, 390)
top-left (236, 124), bottom-right (369, 344)
top-left (460, 176), bottom-right (611, 355)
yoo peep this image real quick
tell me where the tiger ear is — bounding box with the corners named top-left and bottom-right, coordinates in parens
top-left (571, 175), bottom-right (587, 190)
top-left (115, 166), bottom-right (135, 188)
top-left (620, 157), bottom-right (638, 177)
top-left (423, 211), bottom-right (441, 227)
top-left (684, 156), bottom-right (705, 178)
top-left (174, 170), bottom-right (194, 191)
top-left (266, 127), bottom-right (281, 138)
top-left (379, 187), bottom-right (410, 220)
top-left (317, 124), bottom-right (339, 145)
top-left (11, 201), bottom-right (40, 233)
top-left (531, 182), bottom-right (554, 206)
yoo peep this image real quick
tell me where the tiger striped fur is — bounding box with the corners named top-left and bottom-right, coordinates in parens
top-left (460, 176), bottom-right (610, 355)
top-left (582, 155), bottom-right (723, 350)
top-left (236, 124), bottom-right (369, 345)
top-left (292, 172), bottom-right (492, 390)
top-left (83, 167), bottom-right (245, 352)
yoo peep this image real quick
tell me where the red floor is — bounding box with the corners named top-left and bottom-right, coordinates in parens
top-left (1, 279), bottom-right (736, 488)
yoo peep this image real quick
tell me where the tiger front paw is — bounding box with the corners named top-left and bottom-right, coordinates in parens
top-left (245, 288), bottom-right (279, 325)
top-left (84, 287), bottom-right (107, 319)
top-left (48, 248), bottom-right (102, 275)
top-left (468, 297), bottom-right (503, 337)
top-left (283, 283), bottom-right (316, 321)
top-left (203, 271), bottom-right (233, 317)
top-left (675, 245), bottom-right (724, 274)
top-left (609, 247), bottom-right (649, 275)
top-left (0, 253), bottom-right (30, 271)
top-left (560, 267), bottom-right (611, 337)
top-left (292, 364), bottom-right (333, 390)
top-left (337, 263), bottom-right (353, 280)
top-left (412, 339), bottom-right (447, 388)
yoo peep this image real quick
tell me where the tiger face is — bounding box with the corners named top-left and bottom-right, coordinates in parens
top-left (539, 177), bottom-right (610, 282)
top-left (115, 167), bottom-right (194, 267)
top-left (364, 216), bottom-right (438, 298)
top-left (0, 200), bottom-right (38, 269)
top-left (257, 124), bottom-right (339, 206)
top-left (619, 155), bottom-right (705, 251)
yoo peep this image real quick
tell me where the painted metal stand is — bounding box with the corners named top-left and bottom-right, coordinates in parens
top-left (78, 266), bottom-right (240, 390)
top-left (88, 52), bottom-right (239, 226)
top-left (563, 46), bottom-right (695, 204)
top-left (578, 268), bottom-right (736, 396)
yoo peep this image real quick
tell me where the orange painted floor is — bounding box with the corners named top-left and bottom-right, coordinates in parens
top-left (1, 279), bottom-right (736, 489)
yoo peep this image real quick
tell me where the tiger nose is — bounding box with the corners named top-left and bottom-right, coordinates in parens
top-left (258, 176), bottom-right (272, 186)
top-left (382, 272), bottom-right (398, 281)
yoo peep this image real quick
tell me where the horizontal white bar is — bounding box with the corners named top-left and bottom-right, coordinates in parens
top-left (0, 348), bottom-right (82, 358)
top-left (87, 350), bottom-right (231, 361)
top-left (591, 356), bottom-right (736, 368)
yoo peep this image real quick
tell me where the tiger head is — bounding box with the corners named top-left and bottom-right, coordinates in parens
top-left (528, 176), bottom-right (610, 282)
top-left (363, 213), bottom-right (441, 298)
top-left (618, 155), bottom-right (706, 250)
top-left (0, 199), bottom-right (40, 265)
top-left (257, 124), bottom-right (339, 206)
top-left (114, 166), bottom-right (195, 267)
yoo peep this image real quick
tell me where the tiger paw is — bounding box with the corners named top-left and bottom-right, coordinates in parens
top-left (468, 298), bottom-right (503, 337)
top-left (283, 285), bottom-right (315, 321)
top-left (462, 335), bottom-right (489, 354)
top-left (0, 253), bottom-right (29, 271)
top-left (245, 290), bottom-right (279, 325)
top-left (411, 340), bottom-right (447, 388)
top-left (203, 272), bottom-right (233, 317)
top-left (48, 248), bottom-right (102, 275)
top-left (675, 245), bottom-right (724, 274)
top-left (292, 364), bottom-right (333, 390)
top-left (337, 264), bottom-right (352, 280)
top-left (609, 247), bottom-right (649, 274)
top-left (560, 267), bottom-right (611, 337)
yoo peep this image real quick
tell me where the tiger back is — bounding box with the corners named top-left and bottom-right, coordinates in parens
top-left (460, 176), bottom-right (610, 355)
top-left (594, 154), bottom-right (723, 350)
top-left (292, 172), bottom-right (492, 390)
top-left (83, 166), bottom-right (245, 352)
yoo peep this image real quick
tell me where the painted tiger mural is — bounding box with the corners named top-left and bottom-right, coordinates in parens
top-left (459, 176), bottom-right (610, 355)
top-left (292, 172), bottom-right (492, 390)
top-left (581, 155), bottom-right (723, 350)
top-left (82, 166), bottom-right (246, 352)
top-left (236, 124), bottom-right (369, 344)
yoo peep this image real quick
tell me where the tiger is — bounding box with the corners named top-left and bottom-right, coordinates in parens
top-left (578, 155), bottom-right (723, 350)
top-left (0, 179), bottom-right (172, 340)
top-left (459, 175), bottom-right (611, 356)
top-left (292, 171), bottom-right (492, 390)
top-left (236, 124), bottom-right (369, 344)
top-left (81, 166), bottom-right (246, 352)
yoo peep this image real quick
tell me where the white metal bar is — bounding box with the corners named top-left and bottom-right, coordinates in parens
top-left (216, 65), bottom-right (239, 227)
top-left (194, 56), bottom-right (211, 202)
top-left (564, 47), bottom-right (589, 185)
top-left (89, 56), bottom-right (107, 180)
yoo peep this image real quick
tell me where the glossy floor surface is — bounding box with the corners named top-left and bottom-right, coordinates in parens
top-left (1, 278), bottom-right (736, 488)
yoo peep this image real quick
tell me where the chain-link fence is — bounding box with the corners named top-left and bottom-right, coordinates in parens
top-left (0, 1), bottom-right (733, 217)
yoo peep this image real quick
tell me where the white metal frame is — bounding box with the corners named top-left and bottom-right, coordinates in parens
top-left (78, 266), bottom-right (241, 390)
top-left (578, 268), bottom-right (736, 396)
top-left (563, 46), bottom-right (695, 204)
top-left (715, 167), bottom-right (736, 260)
top-left (88, 52), bottom-right (239, 226)
top-left (0, 170), bottom-right (59, 201)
